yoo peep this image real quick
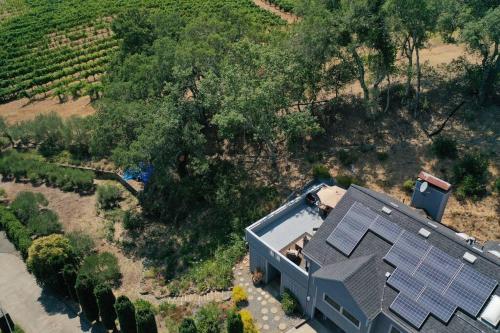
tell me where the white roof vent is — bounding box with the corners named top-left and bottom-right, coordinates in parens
top-left (418, 228), bottom-right (431, 238)
top-left (382, 206), bottom-right (392, 215)
top-left (463, 252), bottom-right (477, 264)
top-left (488, 250), bottom-right (500, 259)
top-left (480, 295), bottom-right (500, 328)
top-left (385, 272), bottom-right (391, 278)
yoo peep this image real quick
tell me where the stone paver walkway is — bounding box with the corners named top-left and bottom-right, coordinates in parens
top-left (233, 255), bottom-right (303, 332)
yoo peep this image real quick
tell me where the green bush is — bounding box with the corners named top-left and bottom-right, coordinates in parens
top-left (66, 231), bottom-right (95, 259)
top-left (194, 303), bottom-right (223, 333)
top-left (312, 164), bottom-right (331, 179)
top-left (62, 264), bottom-right (78, 301)
top-left (453, 152), bottom-right (489, 200)
top-left (27, 210), bottom-right (62, 236)
top-left (80, 252), bottom-right (122, 286)
top-left (402, 179), bottom-right (415, 193)
top-left (335, 175), bottom-right (361, 189)
top-left (76, 273), bottom-right (99, 322)
top-left (376, 151), bottom-right (389, 162)
top-left (97, 184), bottom-right (122, 209)
top-left (179, 318), bottom-right (197, 333)
top-left (10, 191), bottom-right (48, 224)
top-left (336, 149), bottom-right (358, 166)
top-left (281, 289), bottom-right (301, 316)
top-left (494, 178), bottom-right (500, 193)
top-left (0, 206), bottom-right (32, 259)
top-left (226, 310), bottom-right (244, 333)
top-left (432, 136), bottom-right (458, 159)
top-left (123, 210), bottom-right (145, 230)
top-left (94, 284), bottom-right (117, 331)
top-left (115, 296), bottom-right (137, 333)
top-left (136, 307), bottom-right (158, 333)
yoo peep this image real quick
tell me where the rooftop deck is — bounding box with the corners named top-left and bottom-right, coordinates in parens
top-left (252, 199), bottom-right (325, 252)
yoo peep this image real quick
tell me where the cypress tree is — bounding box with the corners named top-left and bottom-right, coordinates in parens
top-left (226, 310), bottom-right (243, 333)
top-left (136, 307), bottom-right (157, 333)
top-left (115, 295), bottom-right (137, 333)
top-left (62, 264), bottom-right (78, 301)
top-left (75, 273), bottom-right (99, 322)
top-left (179, 318), bottom-right (197, 333)
top-left (94, 284), bottom-right (117, 331)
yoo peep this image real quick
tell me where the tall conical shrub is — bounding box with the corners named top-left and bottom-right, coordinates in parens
top-left (136, 307), bottom-right (157, 333)
top-left (75, 273), bottom-right (99, 322)
top-left (115, 295), bottom-right (137, 333)
top-left (62, 264), bottom-right (78, 301)
top-left (94, 284), bottom-right (117, 330)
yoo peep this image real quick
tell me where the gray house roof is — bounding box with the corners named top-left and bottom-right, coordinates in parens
top-left (313, 254), bottom-right (383, 320)
top-left (303, 185), bottom-right (500, 333)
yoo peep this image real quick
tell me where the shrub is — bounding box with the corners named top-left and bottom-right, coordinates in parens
top-left (97, 184), bottom-right (122, 209)
top-left (62, 265), bottom-right (78, 301)
top-left (281, 289), bottom-right (301, 316)
top-left (335, 175), bottom-right (361, 189)
top-left (94, 284), bottom-right (117, 331)
top-left (179, 318), bottom-right (197, 333)
top-left (195, 303), bottom-right (223, 333)
top-left (232, 285), bottom-right (248, 305)
top-left (27, 234), bottom-right (76, 294)
top-left (66, 231), bottom-right (95, 259)
top-left (10, 191), bottom-right (48, 224)
top-left (134, 299), bottom-right (155, 313)
top-left (239, 310), bottom-right (258, 333)
top-left (27, 210), bottom-right (62, 236)
top-left (312, 164), bottom-right (331, 179)
top-left (136, 307), bottom-right (158, 333)
top-left (226, 310), bottom-right (244, 333)
top-left (123, 210), bottom-right (144, 230)
top-left (494, 178), bottom-right (500, 193)
top-left (402, 179), bottom-right (415, 193)
top-left (337, 149), bottom-right (357, 166)
top-left (75, 273), bottom-right (99, 322)
top-left (376, 151), bottom-right (389, 162)
top-left (432, 136), bottom-right (458, 159)
top-left (80, 252), bottom-right (122, 286)
top-left (251, 269), bottom-right (263, 286)
top-left (453, 152), bottom-right (489, 200)
top-left (115, 296), bottom-right (137, 333)
top-left (0, 206), bottom-right (32, 259)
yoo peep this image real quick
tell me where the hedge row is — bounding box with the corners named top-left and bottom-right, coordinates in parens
top-left (0, 206), bottom-right (31, 259)
top-left (267, 0), bottom-right (296, 13)
top-left (0, 153), bottom-right (95, 193)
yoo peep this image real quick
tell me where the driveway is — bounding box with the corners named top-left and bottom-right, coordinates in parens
top-left (0, 232), bottom-right (103, 333)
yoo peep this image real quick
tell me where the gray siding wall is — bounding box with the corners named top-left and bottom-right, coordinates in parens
top-left (246, 230), bottom-right (309, 311)
top-left (311, 278), bottom-right (369, 333)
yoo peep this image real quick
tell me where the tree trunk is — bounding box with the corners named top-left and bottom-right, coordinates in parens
top-left (352, 48), bottom-right (370, 102)
top-left (478, 41), bottom-right (499, 105)
top-left (403, 37), bottom-right (414, 101)
top-left (384, 76), bottom-right (391, 113)
top-left (414, 44), bottom-right (421, 117)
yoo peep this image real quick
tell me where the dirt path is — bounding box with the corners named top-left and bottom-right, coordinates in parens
top-left (252, 0), bottom-right (298, 23)
top-left (0, 96), bottom-right (95, 124)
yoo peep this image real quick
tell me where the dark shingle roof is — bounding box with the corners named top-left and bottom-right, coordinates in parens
top-left (303, 185), bottom-right (500, 333)
top-left (313, 255), bottom-right (383, 319)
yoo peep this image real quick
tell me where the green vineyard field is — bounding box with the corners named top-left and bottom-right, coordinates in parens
top-left (0, 0), bottom-right (283, 103)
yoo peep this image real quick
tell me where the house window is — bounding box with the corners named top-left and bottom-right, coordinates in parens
top-left (324, 294), bottom-right (341, 311)
top-left (341, 308), bottom-right (360, 328)
top-left (389, 326), bottom-right (402, 333)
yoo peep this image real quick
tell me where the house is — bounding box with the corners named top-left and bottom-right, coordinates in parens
top-left (245, 178), bottom-right (500, 333)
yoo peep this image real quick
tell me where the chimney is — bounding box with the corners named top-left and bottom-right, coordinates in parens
top-left (410, 171), bottom-right (451, 222)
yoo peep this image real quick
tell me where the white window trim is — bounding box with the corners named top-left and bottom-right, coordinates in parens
top-left (322, 293), bottom-right (361, 329)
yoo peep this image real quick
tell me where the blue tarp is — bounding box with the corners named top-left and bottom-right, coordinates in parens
top-left (123, 163), bottom-right (153, 184)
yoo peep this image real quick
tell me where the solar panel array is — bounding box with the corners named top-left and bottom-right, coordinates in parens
top-left (325, 201), bottom-right (498, 329)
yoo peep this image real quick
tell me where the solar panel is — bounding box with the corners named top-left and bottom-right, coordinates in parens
top-left (444, 264), bottom-right (498, 316)
top-left (351, 202), bottom-right (378, 228)
top-left (390, 293), bottom-right (429, 329)
top-left (370, 215), bottom-right (402, 243)
top-left (387, 268), bottom-right (425, 298)
top-left (414, 246), bottom-right (462, 292)
top-left (418, 286), bottom-right (457, 323)
top-left (384, 231), bottom-right (430, 272)
top-left (326, 204), bottom-right (371, 255)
